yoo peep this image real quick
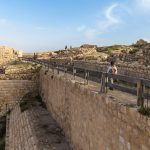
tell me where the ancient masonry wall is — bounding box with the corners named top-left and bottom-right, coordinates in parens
top-left (74, 61), bottom-right (150, 80)
top-left (5, 98), bottom-right (71, 150)
top-left (5, 105), bottom-right (39, 150)
top-left (0, 80), bottom-right (37, 110)
top-left (0, 46), bottom-right (21, 66)
top-left (40, 68), bottom-right (150, 150)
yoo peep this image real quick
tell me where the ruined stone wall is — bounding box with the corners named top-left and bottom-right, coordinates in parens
top-left (0, 80), bottom-right (37, 110)
top-left (40, 68), bottom-right (150, 150)
top-left (74, 61), bottom-right (150, 79)
top-left (5, 95), bottom-right (71, 150)
top-left (0, 46), bottom-right (21, 66)
top-left (117, 63), bottom-right (150, 79)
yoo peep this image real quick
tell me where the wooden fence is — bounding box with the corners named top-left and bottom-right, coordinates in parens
top-left (22, 58), bottom-right (150, 107)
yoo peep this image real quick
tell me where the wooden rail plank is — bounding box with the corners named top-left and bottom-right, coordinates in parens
top-left (22, 58), bottom-right (150, 105)
top-left (107, 73), bottom-right (139, 84)
top-left (108, 83), bottom-right (137, 95)
top-left (142, 79), bottom-right (150, 87)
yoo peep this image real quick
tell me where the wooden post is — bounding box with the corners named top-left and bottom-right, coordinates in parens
top-left (84, 70), bottom-right (89, 85)
top-left (84, 70), bottom-right (87, 85)
top-left (100, 73), bottom-right (107, 93)
top-left (57, 65), bottom-right (59, 74)
top-left (48, 63), bottom-right (50, 70)
top-left (87, 71), bottom-right (89, 85)
top-left (73, 67), bottom-right (76, 80)
top-left (137, 79), bottom-right (144, 107)
top-left (52, 64), bottom-right (54, 74)
top-left (64, 65), bottom-right (67, 75)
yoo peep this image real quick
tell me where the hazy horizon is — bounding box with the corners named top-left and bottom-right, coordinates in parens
top-left (0, 0), bottom-right (150, 52)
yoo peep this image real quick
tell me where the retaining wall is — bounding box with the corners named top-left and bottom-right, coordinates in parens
top-left (0, 80), bottom-right (37, 109)
top-left (40, 68), bottom-right (150, 150)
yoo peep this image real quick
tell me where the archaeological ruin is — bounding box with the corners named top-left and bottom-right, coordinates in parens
top-left (0, 42), bottom-right (150, 150)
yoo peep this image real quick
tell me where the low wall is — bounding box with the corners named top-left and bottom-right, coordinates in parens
top-left (40, 68), bottom-right (150, 150)
top-left (0, 80), bottom-right (37, 109)
top-left (74, 61), bottom-right (150, 80)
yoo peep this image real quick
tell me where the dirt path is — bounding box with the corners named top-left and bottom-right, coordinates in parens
top-left (50, 68), bottom-right (137, 107)
top-left (29, 104), bottom-right (71, 150)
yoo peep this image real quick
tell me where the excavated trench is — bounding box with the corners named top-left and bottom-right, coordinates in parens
top-left (5, 91), bottom-right (72, 150)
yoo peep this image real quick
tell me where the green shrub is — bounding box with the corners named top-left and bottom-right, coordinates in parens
top-left (129, 48), bottom-right (139, 54)
top-left (138, 106), bottom-right (150, 116)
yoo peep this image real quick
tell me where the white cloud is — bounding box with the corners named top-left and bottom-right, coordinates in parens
top-left (105, 4), bottom-right (120, 25)
top-left (98, 3), bottom-right (121, 32)
top-left (136, 0), bottom-right (150, 9)
top-left (77, 3), bottom-right (122, 40)
top-left (142, 38), bottom-right (150, 42)
top-left (0, 18), bottom-right (7, 25)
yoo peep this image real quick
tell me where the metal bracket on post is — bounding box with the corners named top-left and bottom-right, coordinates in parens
top-left (100, 73), bottom-right (107, 93)
top-left (137, 79), bottom-right (144, 107)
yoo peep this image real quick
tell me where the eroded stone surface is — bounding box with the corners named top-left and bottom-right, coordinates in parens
top-left (39, 68), bottom-right (150, 150)
top-left (6, 97), bottom-right (71, 150)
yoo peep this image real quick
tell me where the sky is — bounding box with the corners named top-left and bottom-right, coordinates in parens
top-left (0, 0), bottom-right (150, 52)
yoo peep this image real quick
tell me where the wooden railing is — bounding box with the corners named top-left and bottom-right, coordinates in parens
top-left (22, 58), bottom-right (150, 107)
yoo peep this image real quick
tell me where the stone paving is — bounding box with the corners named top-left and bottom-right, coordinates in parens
top-left (6, 99), bottom-right (71, 150)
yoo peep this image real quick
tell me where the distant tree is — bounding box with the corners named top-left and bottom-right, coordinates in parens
top-left (65, 45), bottom-right (67, 50)
top-left (33, 53), bottom-right (37, 60)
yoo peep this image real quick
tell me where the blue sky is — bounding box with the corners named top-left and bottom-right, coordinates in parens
top-left (0, 0), bottom-right (150, 52)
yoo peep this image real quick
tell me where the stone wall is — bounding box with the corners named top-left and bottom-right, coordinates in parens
top-left (0, 80), bottom-right (37, 110)
top-left (143, 46), bottom-right (150, 65)
top-left (5, 97), bottom-right (71, 150)
top-left (74, 61), bottom-right (150, 80)
top-left (0, 46), bottom-right (21, 66)
top-left (5, 105), bottom-right (39, 150)
top-left (40, 68), bottom-right (150, 150)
